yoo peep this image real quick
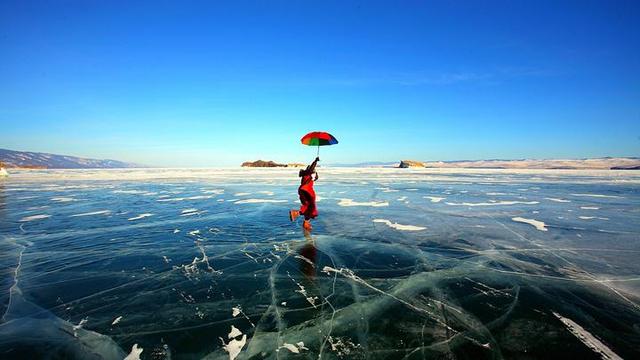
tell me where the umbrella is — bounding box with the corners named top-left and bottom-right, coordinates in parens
top-left (301, 131), bottom-right (338, 156)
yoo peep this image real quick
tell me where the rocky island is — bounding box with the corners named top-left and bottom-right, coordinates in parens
top-left (398, 160), bottom-right (426, 168)
top-left (241, 160), bottom-right (287, 167)
top-left (241, 160), bottom-right (308, 168)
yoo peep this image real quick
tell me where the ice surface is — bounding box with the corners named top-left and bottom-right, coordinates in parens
top-left (1, 168), bottom-right (640, 359)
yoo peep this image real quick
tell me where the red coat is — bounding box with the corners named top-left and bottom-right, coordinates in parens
top-left (298, 174), bottom-right (318, 220)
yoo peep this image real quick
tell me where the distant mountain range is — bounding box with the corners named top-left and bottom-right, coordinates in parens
top-left (331, 157), bottom-right (640, 170)
top-left (0, 148), bottom-right (143, 169)
top-left (2, 148), bottom-right (638, 170)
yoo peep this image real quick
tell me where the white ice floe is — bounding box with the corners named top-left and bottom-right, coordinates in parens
top-left (173, 229), bottom-right (180, 233)
top-left (124, 344), bottom-right (143, 360)
top-left (545, 197), bottom-right (571, 203)
top-left (279, 342), bottom-right (308, 354)
top-left (257, 190), bottom-right (274, 196)
top-left (373, 219), bottom-right (426, 231)
top-left (234, 192), bottom-right (251, 196)
top-left (19, 214), bottom-right (51, 222)
top-left (552, 312), bottom-right (622, 360)
top-left (511, 217), bottom-right (548, 231)
top-left (127, 213), bottom-right (153, 221)
top-left (423, 196), bottom-right (444, 203)
top-left (182, 208), bottom-right (198, 214)
top-left (570, 193), bottom-right (623, 199)
top-left (445, 200), bottom-right (539, 206)
top-left (234, 199), bottom-right (287, 204)
top-left (337, 199), bottom-right (388, 207)
top-left (111, 316), bottom-right (123, 325)
top-left (580, 206), bottom-right (600, 210)
top-left (70, 210), bottom-right (111, 217)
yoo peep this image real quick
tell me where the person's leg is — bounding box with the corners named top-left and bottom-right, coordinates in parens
top-left (303, 220), bottom-right (312, 231)
top-left (303, 215), bottom-right (312, 231)
top-left (289, 209), bottom-right (299, 222)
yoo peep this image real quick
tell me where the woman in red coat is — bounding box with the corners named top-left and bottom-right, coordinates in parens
top-left (289, 157), bottom-right (319, 231)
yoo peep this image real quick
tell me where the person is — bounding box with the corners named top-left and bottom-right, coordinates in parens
top-left (289, 156), bottom-right (319, 231)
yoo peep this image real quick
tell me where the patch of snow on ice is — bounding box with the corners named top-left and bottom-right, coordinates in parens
top-left (571, 193), bottom-right (623, 199)
top-left (552, 312), bottom-right (622, 360)
top-left (446, 200), bottom-right (539, 206)
top-left (337, 199), bottom-right (388, 207)
top-left (279, 342), bottom-right (308, 353)
top-left (234, 199), bottom-right (287, 204)
top-left (512, 217), bottom-right (547, 231)
top-left (50, 197), bottom-right (76, 202)
top-left (579, 216), bottom-right (609, 220)
top-left (128, 213), bottom-right (153, 221)
top-left (228, 325), bottom-right (242, 339)
top-left (373, 219), bottom-right (426, 231)
top-left (221, 334), bottom-right (246, 360)
top-left (124, 344), bottom-right (143, 360)
top-left (70, 210), bottom-right (111, 217)
top-left (546, 197), bottom-right (571, 203)
top-left (19, 214), bottom-right (51, 222)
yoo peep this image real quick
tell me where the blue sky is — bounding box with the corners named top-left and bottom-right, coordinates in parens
top-left (1, 1), bottom-right (638, 167)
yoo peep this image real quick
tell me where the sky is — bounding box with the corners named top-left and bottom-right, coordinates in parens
top-left (1, 0), bottom-right (639, 167)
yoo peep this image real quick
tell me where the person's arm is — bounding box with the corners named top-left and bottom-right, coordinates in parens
top-left (307, 157), bottom-right (319, 173)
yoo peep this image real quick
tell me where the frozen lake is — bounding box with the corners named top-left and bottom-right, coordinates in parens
top-left (1, 168), bottom-right (640, 359)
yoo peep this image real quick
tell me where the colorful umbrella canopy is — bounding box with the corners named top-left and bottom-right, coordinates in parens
top-left (301, 131), bottom-right (338, 146)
